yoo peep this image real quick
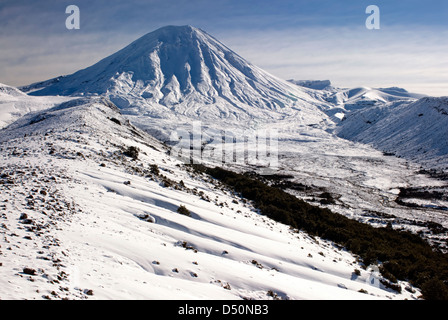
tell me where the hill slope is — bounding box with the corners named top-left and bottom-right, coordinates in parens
top-left (0, 83), bottom-right (72, 129)
top-left (0, 97), bottom-right (420, 300)
top-left (336, 97), bottom-right (448, 170)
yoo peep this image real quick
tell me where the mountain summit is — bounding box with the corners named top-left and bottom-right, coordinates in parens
top-left (24, 25), bottom-right (323, 122)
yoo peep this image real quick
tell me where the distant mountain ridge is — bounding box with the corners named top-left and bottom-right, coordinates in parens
top-left (288, 79), bottom-right (332, 90)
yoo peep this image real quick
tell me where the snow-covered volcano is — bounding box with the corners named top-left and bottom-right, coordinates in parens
top-left (23, 26), bottom-right (325, 123)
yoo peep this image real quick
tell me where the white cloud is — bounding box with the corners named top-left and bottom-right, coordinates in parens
top-left (0, 31), bottom-right (140, 86)
top-left (217, 26), bottom-right (448, 96)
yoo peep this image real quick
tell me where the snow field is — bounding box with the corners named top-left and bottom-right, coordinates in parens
top-left (0, 100), bottom-right (420, 299)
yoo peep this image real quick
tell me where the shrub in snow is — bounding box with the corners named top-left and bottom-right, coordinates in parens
top-left (177, 205), bottom-right (191, 217)
top-left (137, 213), bottom-right (155, 223)
top-left (123, 146), bottom-right (139, 160)
top-left (109, 117), bottom-right (121, 125)
top-left (421, 279), bottom-right (448, 300)
top-left (150, 164), bottom-right (160, 175)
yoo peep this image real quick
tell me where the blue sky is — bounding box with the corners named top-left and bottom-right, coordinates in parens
top-left (1, 0), bottom-right (447, 95)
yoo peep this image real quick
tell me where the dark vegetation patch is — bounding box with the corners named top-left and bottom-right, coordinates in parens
top-left (262, 173), bottom-right (337, 204)
top-left (123, 146), bottom-right (139, 161)
top-left (190, 164), bottom-right (448, 300)
top-left (418, 169), bottom-right (448, 182)
top-left (395, 186), bottom-right (448, 211)
top-left (177, 205), bottom-right (191, 217)
top-left (361, 210), bottom-right (448, 237)
top-left (397, 187), bottom-right (447, 201)
top-left (108, 117), bottom-right (121, 126)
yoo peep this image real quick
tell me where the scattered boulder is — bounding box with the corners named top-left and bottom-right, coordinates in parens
top-left (23, 267), bottom-right (37, 275)
top-left (84, 289), bottom-right (94, 296)
top-left (21, 218), bottom-right (33, 225)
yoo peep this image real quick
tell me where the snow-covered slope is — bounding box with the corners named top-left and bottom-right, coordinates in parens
top-left (336, 97), bottom-right (448, 170)
top-left (287, 80), bottom-right (425, 123)
top-left (0, 83), bottom-right (27, 97)
top-left (286, 81), bottom-right (446, 170)
top-left (325, 86), bottom-right (424, 109)
top-left (287, 80), bottom-right (424, 109)
top-left (0, 83), bottom-right (72, 129)
top-left (288, 79), bottom-right (332, 91)
top-left (22, 26), bottom-right (327, 127)
top-left (0, 98), bottom-right (420, 300)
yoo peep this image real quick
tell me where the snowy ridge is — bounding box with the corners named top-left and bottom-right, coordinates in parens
top-left (0, 98), bottom-right (420, 300)
top-left (0, 83), bottom-right (27, 97)
top-left (0, 83), bottom-right (73, 129)
top-left (327, 86), bottom-right (424, 108)
top-left (288, 79), bottom-right (332, 90)
top-left (336, 96), bottom-right (448, 170)
top-left (285, 80), bottom-right (426, 127)
top-left (317, 85), bottom-right (423, 121)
